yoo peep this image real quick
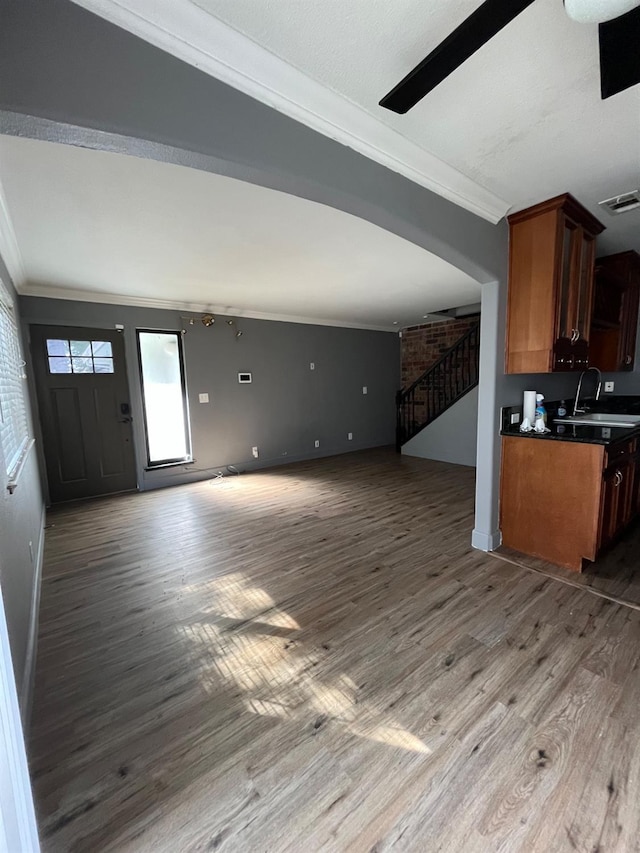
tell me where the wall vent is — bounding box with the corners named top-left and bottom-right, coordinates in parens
top-left (598, 190), bottom-right (640, 216)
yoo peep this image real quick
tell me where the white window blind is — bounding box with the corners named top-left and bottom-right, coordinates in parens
top-left (0, 280), bottom-right (29, 478)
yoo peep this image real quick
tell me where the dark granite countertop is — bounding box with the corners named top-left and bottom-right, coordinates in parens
top-left (500, 395), bottom-right (640, 446)
top-left (500, 422), bottom-right (640, 446)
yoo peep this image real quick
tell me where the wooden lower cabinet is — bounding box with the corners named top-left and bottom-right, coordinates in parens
top-left (599, 458), bottom-right (634, 550)
top-left (500, 436), bottom-right (638, 572)
top-left (633, 448), bottom-right (640, 516)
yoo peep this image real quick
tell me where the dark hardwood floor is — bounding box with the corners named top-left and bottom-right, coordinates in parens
top-left (30, 449), bottom-right (640, 852)
top-left (494, 522), bottom-right (640, 610)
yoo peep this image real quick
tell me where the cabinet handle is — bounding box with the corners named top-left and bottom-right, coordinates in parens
top-left (575, 329), bottom-right (581, 342)
top-left (570, 329), bottom-right (577, 343)
top-left (615, 470), bottom-right (623, 487)
top-left (626, 355), bottom-right (633, 365)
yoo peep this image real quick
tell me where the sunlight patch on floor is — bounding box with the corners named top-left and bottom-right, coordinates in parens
top-left (184, 572), bottom-right (300, 629)
top-left (175, 575), bottom-right (431, 755)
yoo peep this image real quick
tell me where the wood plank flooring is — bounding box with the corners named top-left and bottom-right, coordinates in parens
top-left (494, 523), bottom-right (640, 609)
top-left (30, 448), bottom-right (640, 852)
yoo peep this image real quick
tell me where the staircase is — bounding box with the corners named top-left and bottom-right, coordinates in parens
top-left (396, 320), bottom-right (480, 450)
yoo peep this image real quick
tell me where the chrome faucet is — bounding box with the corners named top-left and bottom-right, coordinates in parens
top-left (573, 367), bottom-right (602, 416)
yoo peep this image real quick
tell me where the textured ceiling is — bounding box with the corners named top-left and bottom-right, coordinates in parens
top-left (193, 0), bottom-right (640, 253)
top-left (0, 135), bottom-right (480, 329)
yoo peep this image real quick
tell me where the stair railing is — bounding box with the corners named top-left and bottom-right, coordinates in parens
top-left (396, 321), bottom-right (480, 450)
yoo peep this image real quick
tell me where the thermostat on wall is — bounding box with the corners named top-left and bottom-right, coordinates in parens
top-left (238, 372), bottom-right (252, 384)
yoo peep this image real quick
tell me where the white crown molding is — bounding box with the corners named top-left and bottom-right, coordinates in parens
top-left (69, 0), bottom-right (510, 225)
top-left (0, 177), bottom-right (26, 290)
top-left (18, 282), bottom-right (397, 332)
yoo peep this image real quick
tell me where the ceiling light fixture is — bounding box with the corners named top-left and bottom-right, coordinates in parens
top-left (227, 319), bottom-right (244, 338)
top-left (564, 0), bottom-right (640, 23)
top-left (201, 314), bottom-right (215, 327)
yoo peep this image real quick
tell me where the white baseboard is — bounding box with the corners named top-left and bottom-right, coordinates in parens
top-left (19, 502), bottom-right (46, 727)
top-left (471, 528), bottom-right (502, 552)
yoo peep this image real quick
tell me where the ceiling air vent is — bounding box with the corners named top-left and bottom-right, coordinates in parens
top-left (598, 190), bottom-right (640, 216)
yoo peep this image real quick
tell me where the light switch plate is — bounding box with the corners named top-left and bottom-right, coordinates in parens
top-left (510, 413), bottom-right (520, 425)
top-left (362, 386), bottom-right (368, 395)
top-left (199, 393), bottom-right (209, 404)
top-left (605, 381), bottom-right (615, 393)
top-left (310, 362), bottom-right (315, 370)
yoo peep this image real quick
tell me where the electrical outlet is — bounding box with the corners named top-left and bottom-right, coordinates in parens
top-left (252, 446), bottom-right (259, 458)
top-left (605, 381), bottom-right (615, 393)
top-left (362, 386), bottom-right (368, 395)
top-left (198, 392), bottom-right (209, 403)
top-left (348, 432), bottom-right (353, 440)
top-left (510, 413), bottom-right (520, 425)
top-left (314, 439), bottom-right (320, 448)
top-left (310, 362), bottom-right (315, 370)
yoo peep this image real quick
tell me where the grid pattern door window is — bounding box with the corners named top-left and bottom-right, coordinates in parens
top-left (0, 280), bottom-right (29, 477)
top-left (47, 339), bottom-right (114, 374)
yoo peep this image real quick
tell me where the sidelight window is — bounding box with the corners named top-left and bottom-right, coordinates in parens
top-left (137, 330), bottom-right (191, 467)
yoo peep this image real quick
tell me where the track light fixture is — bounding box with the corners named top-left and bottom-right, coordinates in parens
top-left (180, 313), bottom-right (243, 336)
top-left (226, 319), bottom-right (244, 338)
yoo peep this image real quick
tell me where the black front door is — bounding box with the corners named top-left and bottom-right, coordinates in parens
top-left (31, 325), bottom-right (137, 502)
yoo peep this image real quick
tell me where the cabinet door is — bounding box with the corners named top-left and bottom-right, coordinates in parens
top-left (599, 465), bottom-right (621, 551)
top-left (576, 230), bottom-right (596, 346)
top-left (618, 458), bottom-right (635, 529)
top-left (554, 218), bottom-right (590, 370)
top-left (556, 217), bottom-right (580, 344)
top-left (619, 281), bottom-right (639, 370)
top-left (600, 459), bottom-right (634, 552)
top-left (633, 452), bottom-right (640, 516)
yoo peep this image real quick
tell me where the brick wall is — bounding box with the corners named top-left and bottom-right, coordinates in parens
top-left (401, 317), bottom-right (480, 388)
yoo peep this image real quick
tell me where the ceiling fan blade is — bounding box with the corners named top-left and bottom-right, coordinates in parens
top-left (379, 0), bottom-right (537, 114)
top-left (599, 5), bottom-right (640, 98)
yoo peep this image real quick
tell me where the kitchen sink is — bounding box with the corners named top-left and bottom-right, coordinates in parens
top-left (554, 413), bottom-right (640, 428)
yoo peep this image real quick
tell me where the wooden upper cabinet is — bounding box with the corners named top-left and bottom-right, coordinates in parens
top-left (506, 194), bottom-right (605, 374)
top-left (590, 251), bottom-right (640, 372)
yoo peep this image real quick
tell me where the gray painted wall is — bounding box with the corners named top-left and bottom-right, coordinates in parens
top-left (403, 386), bottom-right (479, 467)
top-left (601, 371), bottom-right (640, 395)
top-left (0, 255), bottom-right (44, 715)
top-left (20, 297), bottom-right (400, 492)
